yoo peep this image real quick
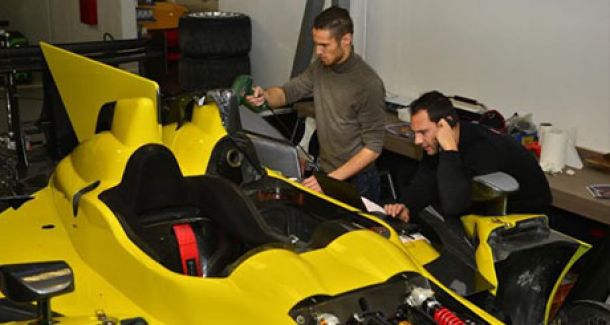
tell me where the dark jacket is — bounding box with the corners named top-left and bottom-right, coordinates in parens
top-left (400, 122), bottom-right (552, 218)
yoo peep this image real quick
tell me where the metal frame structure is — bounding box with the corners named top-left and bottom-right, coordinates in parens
top-left (0, 40), bottom-right (159, 193)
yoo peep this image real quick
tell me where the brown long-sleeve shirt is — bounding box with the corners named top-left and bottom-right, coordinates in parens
top-left (282, 52), bottom-right (386, 172)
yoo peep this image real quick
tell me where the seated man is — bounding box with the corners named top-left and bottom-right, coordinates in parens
top-left (384, 91), bottom-right (551, 223)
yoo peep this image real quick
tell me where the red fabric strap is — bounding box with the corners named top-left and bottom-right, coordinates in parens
top-left (172, 223), bottom-right (202, 276)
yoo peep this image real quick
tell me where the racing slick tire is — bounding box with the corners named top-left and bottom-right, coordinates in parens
top-left (179, 55), bottom-right (251, 92)
top-left (179, 12), bottom-right (251, 58)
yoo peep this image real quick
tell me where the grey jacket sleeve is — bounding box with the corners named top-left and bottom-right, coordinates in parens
top-left (357, 77), bottom-right (386, 153)
top-left (281, 63), bottom-right (315, 104)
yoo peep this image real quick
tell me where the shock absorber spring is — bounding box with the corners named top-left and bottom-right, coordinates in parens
top-left (433, 307), bottom-right (465, 325)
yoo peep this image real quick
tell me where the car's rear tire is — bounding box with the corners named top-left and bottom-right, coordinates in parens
top-left (179, 12), bottom-right (251, 58)
top-left (179, 55), bottom-right (250, 92)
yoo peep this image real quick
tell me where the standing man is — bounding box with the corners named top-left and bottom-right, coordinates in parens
top-left (384, 91), bottom-right (551, 223)
top-left (246, 6), bottom-right (386, 202)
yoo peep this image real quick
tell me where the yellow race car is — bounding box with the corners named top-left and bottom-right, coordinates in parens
top-left (0, 43), bottom-right (601, 325)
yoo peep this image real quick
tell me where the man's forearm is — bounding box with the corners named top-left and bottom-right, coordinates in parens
top-left (264, 87), bottom-right (287, 108)
top-left (328, 147), bottom-right (380, 181)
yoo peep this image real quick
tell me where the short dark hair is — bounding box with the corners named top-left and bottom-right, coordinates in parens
top-left (313, 6), bottom-right (353, 40)
top-left (410, 91), bottom-right (459, 125)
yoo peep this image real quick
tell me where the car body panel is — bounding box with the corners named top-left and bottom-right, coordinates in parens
top-left (162, 103), bottom-right (227, 177)
top-left (40, 42), bottom-right (159, 143)
top-left (0, 43), bottom-right (589, 324)
top-left (462, 213), bottom-right (590, 323)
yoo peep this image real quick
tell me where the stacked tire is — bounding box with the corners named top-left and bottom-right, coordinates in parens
top-left (179, 12), bottom-right (251, 92)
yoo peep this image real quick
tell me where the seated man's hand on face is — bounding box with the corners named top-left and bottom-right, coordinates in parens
top-left (383, 203), bottom-right (410, 223)
top-left (435, 118), bottom-right (459, 151)
top-left (245, 86), bottom-right (266, 107)
top-left (301, 175), bottom-right (323, 193)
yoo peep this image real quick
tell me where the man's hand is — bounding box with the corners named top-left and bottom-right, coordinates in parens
top-left (245, 86), bottom-right (266, 107)
top-left (436, 118), bottom-right (458, 151)
top-left (383, 203), bottom-right (410, 223)
top-left (301, 175), bottom-right (323, 193)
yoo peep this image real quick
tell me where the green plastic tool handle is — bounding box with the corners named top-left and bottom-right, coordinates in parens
top-left (232, 75), bottom-right (271, 113)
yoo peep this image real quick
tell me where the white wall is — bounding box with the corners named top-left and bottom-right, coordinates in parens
top-left (219, 0), bottom-right (369, 88)
top-left (0, 0), bottom-right (137, 43)
top-left (170, 0), bottom-right (218, 12)
top-left (363, 0), bottom-right (610, 152)
top-left (220, 0), bottom-right (307, 87)
top-left (0, 0), bottom-right (52, 43)
top-left (49, 0), bottom-right (137, 43)
top-left (220, 0), bottom-right (610, 153)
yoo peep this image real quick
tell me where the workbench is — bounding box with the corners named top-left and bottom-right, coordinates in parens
top-left (546, 167), bottom-right (610, 225)
top-left (383, 112), bottom-right (422, 160)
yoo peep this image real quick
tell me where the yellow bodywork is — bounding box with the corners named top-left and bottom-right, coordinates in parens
top-left (0, 98), bottom-right (499, 322)
top-left (461, 214), bottom-right (548, 293)
top-left (0, 43), bottom-right (587, 324)
top-left (0, 92), bottom-right (436, 323)
top-left (162, 102), bottom-right (226, 176)
top-left (461, 214), bottom-right (589, 323)
top-left (0, 43), bottom-right (501, 324)
top-left (40, 42), bottom-right (159, 143)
